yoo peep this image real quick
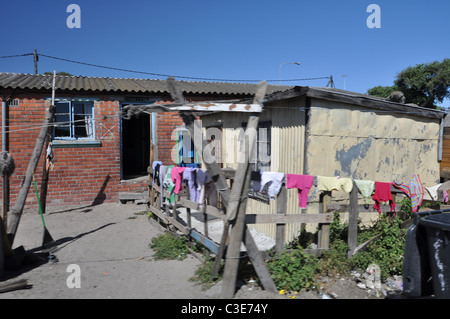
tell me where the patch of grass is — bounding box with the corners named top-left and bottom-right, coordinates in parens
top-left (190, 257), bottom-right (223, 290)
top-left (149, 233), bottom-right (190, 261)
top-left (267, 248), bottom-right (320, 292)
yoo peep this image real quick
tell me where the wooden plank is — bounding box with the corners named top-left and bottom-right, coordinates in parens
top-left (148, 205), bottom-right (190, 235)
top-left (7, 103), bottom-right (56, 244)
top-left (318, 192), bottom-right (331, 250)
top-left (122, 101), bottom-right (262, 115)
top-left (119, 192), bottom-right (144, 201)
top-left (322, 202), bottom-right (401, 213)
top-left (225, 115), bottom-right (261, 222)
top-left (347, 181), bottom-right (359, 257)
top-left (245, 213), bottom-right (334, 224)
top-left (177, 197), bottom-right (199, 210)
top-left (221, 123), bottom-right (259, 299)
top-left (275, 186), bottom-right (287, 254)
top-left (205, 205), bottom-right (226, 219)
top-left (0, 279), bottom-right (29, 293)
top-left (242, 226), bottom-right (277, 293)
top-left (189, 229), bottom-right (219, 255)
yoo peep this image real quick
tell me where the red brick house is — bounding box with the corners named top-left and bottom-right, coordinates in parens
top-left (0, 72), bottom-right (286, 208)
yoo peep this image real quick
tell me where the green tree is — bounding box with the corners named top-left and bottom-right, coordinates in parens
top-left (367, 58), bottom-right (450, 108)
top-left (43, 71), bottom-right (73, 76)
top-left (395, 59), bottom-right (450, 108)
top-left (367, 85), bottom-right (399, 98)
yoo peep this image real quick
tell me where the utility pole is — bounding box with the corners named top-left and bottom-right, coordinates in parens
top-left (326, 75), bottom-right (335, 88)
top-left (39, 71), bottom-right (56, 215)
top-left (7, 100), bottom-right (56, 245)
top-left (33, 49), bottom-right (38, 74)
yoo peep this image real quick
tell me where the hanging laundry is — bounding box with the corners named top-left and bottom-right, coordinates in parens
top-left (171, 166), bottom-right (186, 194)
top-left (372, 181), bottom-right (396, 213)
top-left (163, 165), bottom-right (176, 205)
top-left (152, 161), bottom-right (162, 185)
top-left (393, 174), bottom-right (424, 213)
top-left (424, 183), bottom-right (442, 201)
top-left (250, 171), bottom-right (262, 192)
top-left (258, 172), bottom-right (285, 200)
top-left (354, 180), bottom-right (375, 204)
top-left (317, 176), bottom-right (353, 193)
top-left (286, 174), bottom-right (314, 208)
top-left (158, 165), bottom-right (168, 207)
top-left (182, 167), bottom-right (199, 202)
top-left (197, 169), bottom-right (217, 207)
top-left (46, 141), bottom-right (54, 171)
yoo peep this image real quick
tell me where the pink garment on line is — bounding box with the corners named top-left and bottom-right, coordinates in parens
top-left (171, 167), bottom-right (186, 194)
top-left (372, 181), bottom-right (396, 213)
top-left (286, 174), bottom-right (314, 208)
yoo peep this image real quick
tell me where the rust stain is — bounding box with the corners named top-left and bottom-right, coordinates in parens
top-left (245, 104), bottom-right (251, 110)
top-left (229, 104), bottom-right (237, 110)
top-left (200, 103), bottom-right (215, 108)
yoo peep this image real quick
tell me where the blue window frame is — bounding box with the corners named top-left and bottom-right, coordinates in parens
top-left (54, 101), bottom-right (95, 139)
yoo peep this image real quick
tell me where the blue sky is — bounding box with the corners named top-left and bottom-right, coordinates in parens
top-left (1, 0), bottom-right (449, 105)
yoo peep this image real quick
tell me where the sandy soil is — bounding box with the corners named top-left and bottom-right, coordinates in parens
top-left (0, 202), bottom-right (391, 300)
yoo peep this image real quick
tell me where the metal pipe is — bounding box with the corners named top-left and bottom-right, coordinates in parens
top-left (2, 101), bottom-right (5, 152)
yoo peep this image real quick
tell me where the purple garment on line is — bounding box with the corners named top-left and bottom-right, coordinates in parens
top-left (182, 167), bottom-right (199, 202)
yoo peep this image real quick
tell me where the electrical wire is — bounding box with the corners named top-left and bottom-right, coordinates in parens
top-left (0, 53), bottom-right (34, 59)
top-left (37, 52), bottom-right (330, 83)
top-left (0, 51), bottom-right (330, 82)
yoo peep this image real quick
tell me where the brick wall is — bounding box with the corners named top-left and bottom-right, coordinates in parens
top-left (156, 111), bottom-right (184, 165)
top-left (0, 95), bottom-right (147, 209)
top-left (0, 92), bottom-right (244, 209)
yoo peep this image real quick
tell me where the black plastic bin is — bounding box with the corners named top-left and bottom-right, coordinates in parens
top-left (419, 213), bottom-right (450, 299)
top-left (403, 221), bottom-right (433, 297)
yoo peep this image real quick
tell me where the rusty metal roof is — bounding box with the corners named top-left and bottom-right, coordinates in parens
top-left (0, 72), bottom-right (291, 96)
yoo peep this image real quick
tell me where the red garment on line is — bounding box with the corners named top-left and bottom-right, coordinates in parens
top-left (372, 181), bottom-right (396, 213)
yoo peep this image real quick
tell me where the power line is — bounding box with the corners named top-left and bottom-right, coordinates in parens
top-left (39, 53), bottom-right (329, 83)
top-left (25, 52), bottom-right (329, 83)
top-left (0, 53), bottom-right (34, 59)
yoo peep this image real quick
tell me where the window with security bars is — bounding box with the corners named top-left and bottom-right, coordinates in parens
top-left (54, 101), bottom-right (95, 139)
top-left (240, 121), bottom-right (272, 202)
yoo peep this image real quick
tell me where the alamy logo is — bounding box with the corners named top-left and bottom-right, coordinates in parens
top-left (66, 4), bottom-right (81, 29)
top-left (66, 264), bottom-right (81, 288)
top-left (366, 4), bottom-right (381, 29)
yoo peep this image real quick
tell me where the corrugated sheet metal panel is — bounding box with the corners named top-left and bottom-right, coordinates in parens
top-left (306, 98), bottom-right (441, 188)
top-left (249, 97), bottom-right (307, 244)
top-left (200, 97), bottom-right (308, 245)
top-left (0, 72), bottom-right (290, 96)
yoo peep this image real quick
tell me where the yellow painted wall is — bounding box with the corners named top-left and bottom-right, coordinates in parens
top-left (200, 96), bottom-right (441, 246)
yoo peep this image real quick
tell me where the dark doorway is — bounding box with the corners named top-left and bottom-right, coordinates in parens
top-left (122, 112), bottom-right (150, 179)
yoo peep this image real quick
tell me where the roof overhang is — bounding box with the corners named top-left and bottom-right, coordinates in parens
top-left (265, 86), bottom-right (447, 120)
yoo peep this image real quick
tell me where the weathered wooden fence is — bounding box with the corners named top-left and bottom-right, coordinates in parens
top-left (124, 77), bottom-right (417, 298)
top-left (146, 167), bottom-right (336, 255)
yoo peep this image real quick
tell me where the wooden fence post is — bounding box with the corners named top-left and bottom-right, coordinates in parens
top-left (318, 191), bottom-right (331, 250)
top-left (7, 104), bottom-right (56, 245)
top-left (347, 180), bottom-right (359, 257)
top-left (221, 116), bottom-right (259, 298)
top-left (275, 185), bottom-right (287, 254)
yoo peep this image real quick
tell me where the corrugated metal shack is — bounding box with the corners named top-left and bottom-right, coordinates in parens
top-left (199, 86), bottom-right (447, 244)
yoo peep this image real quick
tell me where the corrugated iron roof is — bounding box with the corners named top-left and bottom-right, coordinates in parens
top-left (265, 86), bottom-right (447, 119)
top-left (0, 72), bottom-right (291, 96)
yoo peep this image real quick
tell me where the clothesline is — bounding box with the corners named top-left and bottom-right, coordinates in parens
top-left (151, 161), bottom-right (445, 215)
top-left (152, 161), bottom-right (217, 209)
top-left (251, 170), bottom-right (446, 214)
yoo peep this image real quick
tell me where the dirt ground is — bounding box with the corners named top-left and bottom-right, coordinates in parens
top-left (0, 202), bottom-right (395, 300)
